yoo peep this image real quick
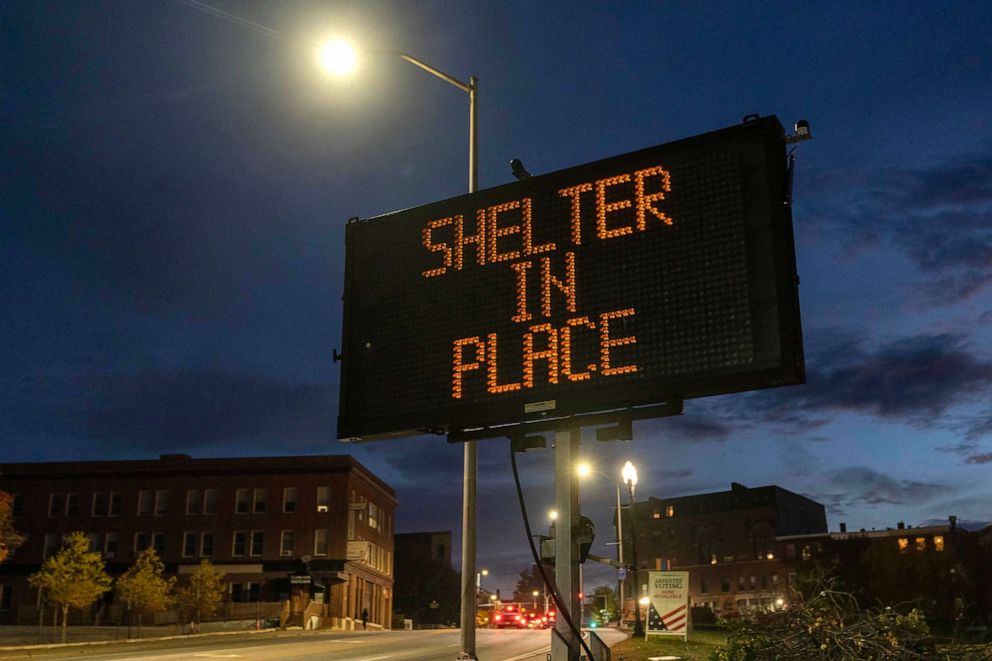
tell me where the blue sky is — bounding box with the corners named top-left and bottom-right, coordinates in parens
top-left (2, 1), bottom-right (990, 595)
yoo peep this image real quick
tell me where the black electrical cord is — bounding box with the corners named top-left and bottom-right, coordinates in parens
top-left (509, 441), bottom-right (595, 661)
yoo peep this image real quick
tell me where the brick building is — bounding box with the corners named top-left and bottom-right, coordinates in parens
top-left (0, 454), bottom-right (396, 629)
top-left (625, 482), bottom-right (826, 618)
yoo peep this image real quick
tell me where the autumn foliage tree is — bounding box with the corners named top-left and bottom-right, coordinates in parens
top-left (115, 548), bottom-right (175, 636)
top-left (174, 560), bottom-right (226, 626)
top-left (29, 531), bottom-right (112, 643)
top-left (0, 491), bottom-right (25, 564)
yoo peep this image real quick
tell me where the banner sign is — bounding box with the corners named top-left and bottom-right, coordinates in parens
top-left (646, 570), bottom-right (689, 639)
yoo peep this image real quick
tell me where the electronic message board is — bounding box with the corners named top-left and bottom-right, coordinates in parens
top-left (337, 116), bottom-right (804, 441)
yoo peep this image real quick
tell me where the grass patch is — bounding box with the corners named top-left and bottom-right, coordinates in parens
top-left (611, 628), bottom-right (727, 661)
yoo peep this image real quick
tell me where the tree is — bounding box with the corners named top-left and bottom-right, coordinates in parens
top-left (29, 531), bottom-right (112, 643)
top-left (0, 491), bottom-right (25, 564)
top-left (175, 560), bottom-right (226, 626)
top-left (590, 585), bottom-right (617, 623)
top-left (115, 548), bottom-right (175, 637)
top-left (512, 563), bottom-right (553, 604)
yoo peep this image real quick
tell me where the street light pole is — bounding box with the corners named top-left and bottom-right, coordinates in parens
top-left (615, 482), bottom-right (625, 624)
top-left (320, 43), bottom-right (480, 658)
top-left (380, 51), bottom-right (480, 660)
top-left (621, 461), bottom-right (643, 638)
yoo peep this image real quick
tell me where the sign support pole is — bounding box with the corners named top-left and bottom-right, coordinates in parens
top-left (552, 428), bottom-right (581, 661)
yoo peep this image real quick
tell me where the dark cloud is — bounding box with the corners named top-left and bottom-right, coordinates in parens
top-left (82, 369), bottom-right (336, 448)
top-left (811, 156), bottom-right (992, 302)
top-left (964, 452), bottom-right (992, 465)
top-left (650, 415), bottom-right (734, 442)
top-left (828, 467), bottom-right (947, 507)
top-left (657, 468), bottom-right (693, 479)
top-left (723, 331), bottom-right (992, 431)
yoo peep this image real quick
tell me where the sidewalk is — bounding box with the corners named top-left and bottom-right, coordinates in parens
top-left (0, 621), bottom-right (274, 649)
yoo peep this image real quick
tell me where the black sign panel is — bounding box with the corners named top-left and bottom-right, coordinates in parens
top-left (338, 116), bottom-right (804, 441)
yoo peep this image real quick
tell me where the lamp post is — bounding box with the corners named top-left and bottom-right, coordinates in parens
top-left (622, 461), bottom-right (643, 638)
top-left (476, 569), bottom-right (488, 605)
top-left (532, 590), bottom-right (539, 611)
top-left (576, 462), bottom-right (628, 627)
top-left (320, 42), bottom-right (480, 660)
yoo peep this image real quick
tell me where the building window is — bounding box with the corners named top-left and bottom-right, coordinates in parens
top-left (761, 575), bottom-right (768, 589)
top-left (137, 491), bottom-right (153, 516)
top-left (201, 532), bottom-right (214, 557)
top-left (230, 583), bottom-right (243, 602)
top-left (710, 554), bottom-right (718, 565)
top-left (0, 585), bottom-right (10, 612)
top-left (720, 577), bottom-right (730, 592)
top-left (109, 492), bottom-right (122, 517)
top-left (314, 529), bottom-right (328, 556)
top-left (43, 533), bottom-right (59, 558)
top-left (280, 531), bottom-right (294, 556)
top-left (134, 533), bottom-right (150, 552)
top-left (283, 488), bottom-right (298, 513)
top-left (652, 510), bottom-right (661, 519)
top-left (317, 486), bottom-right (331, 512)
top-left (801, 545), bottom-right (811, 561)
top-left (250, 531), bottom-right (264, 557)
top-left (186, 490), bottom-right (202, 515)
top-left (203, 489), bottom-right (217, 515)
top-left (246, 582), bottom-right (260, 602)
top-left (897, 538), bottom-right (909, 553)
top-left (154, 490), bottom-right (169, 516)
top-left (666, 505), bottom-right (675, 517)
top-left (235, 489), bottom-right (250, 514)
top-left (232, 532), bottom-right (247, 557)
top-left (915, 537), bottom-right (926, 552)
top-left (738, 575), bottom-right (745, 589)
top-left (252, 489), bottom-right (267, 514)
top-left (92, 492), bottom-right (109, 517)
top-left (700, 577), bottom-right (708, 593)
top-left (152, 532), bottom-right (165, 555)
top-left (48, 493), bottom-right (64, 518)
top-left (183, 532), bottom-right (198, 557)
top-left (772, 574), bottom-right (779, 586)
top-left (933, 535), bottom-right (945, 552)
top-left (749, 575), bottom-right (757, 589)
top-left (368, 503), bottom-right (379, 531)
top-left (65, 493), bottom-right (79, 517)
top-left (105, 533), bottom-right (119, 559)
top-left (89, 533), bottom-right (104, 553)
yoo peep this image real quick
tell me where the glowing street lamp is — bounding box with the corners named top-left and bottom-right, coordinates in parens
top-left (318, 39), bottom-right (357, 76)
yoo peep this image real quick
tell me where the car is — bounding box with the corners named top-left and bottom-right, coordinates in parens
top-left (493, 604), bottom-right (528, 629)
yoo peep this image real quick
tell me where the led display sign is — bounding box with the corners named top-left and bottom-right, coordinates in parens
top-left (337, 116), bottom-right (804, 441)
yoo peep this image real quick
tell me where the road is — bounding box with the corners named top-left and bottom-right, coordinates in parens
top-left (7, 628), bottom-right (563, 661)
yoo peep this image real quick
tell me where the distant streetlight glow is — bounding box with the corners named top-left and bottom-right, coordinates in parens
top-left (319, 39), bottom-right (357, 76)
top-left (549, 510), bottom-right (558, 521)
top-left (577, 462), bottom-right (591, 478)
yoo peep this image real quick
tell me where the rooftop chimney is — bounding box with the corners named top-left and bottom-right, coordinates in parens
top-left (949, 515), bottom-right (957, 530)
top-left (839, 522), bottom-right (847, 533)
top-left (897, 521), bottom-right (905, 530)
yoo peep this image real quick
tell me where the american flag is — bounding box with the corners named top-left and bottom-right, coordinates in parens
top-left (648, 601), bottom-right (687, 632)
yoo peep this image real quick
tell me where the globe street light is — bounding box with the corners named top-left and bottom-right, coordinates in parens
top-left (576, 461), bottom-right (629, 628)
top-left (622, 461), bottom-right (644, 638)
top-left (321, 39), bottom-right (480, 659)
top-left (532, 590), bottom-right (539, 611)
